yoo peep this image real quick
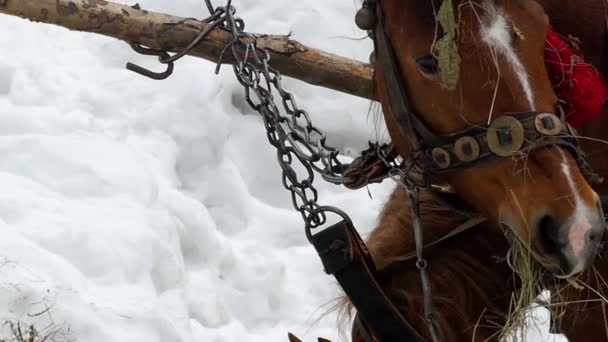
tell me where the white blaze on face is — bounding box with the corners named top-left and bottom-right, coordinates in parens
top-left (559, 149), bottom-right (592, 257)
top-left (479, 7), bottom-right (536, 110)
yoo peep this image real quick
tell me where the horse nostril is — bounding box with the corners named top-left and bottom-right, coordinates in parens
top-left (588, 230), bottom-right (600, 243)
top-left (538, 214), bottom-right (563, 254)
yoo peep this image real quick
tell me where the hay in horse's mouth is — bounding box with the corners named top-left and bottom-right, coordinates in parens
top-left (496, 223), bottom-right (589, 341)
top-left (497, 230), bottom-right (547, 341)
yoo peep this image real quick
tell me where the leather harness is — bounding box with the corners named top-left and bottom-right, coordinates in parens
top-left (369, 1), bottom-right (588, 179)
top-left (305, 1), bottom-right (600, 341)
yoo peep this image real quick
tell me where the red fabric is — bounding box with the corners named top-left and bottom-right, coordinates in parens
top-left (544, 27), bottom-right (608, 128)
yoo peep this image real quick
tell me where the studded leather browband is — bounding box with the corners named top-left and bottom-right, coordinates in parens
top-left (355, 0), bottom-right (589, 177)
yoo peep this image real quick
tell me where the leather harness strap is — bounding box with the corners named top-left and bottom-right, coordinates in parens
top-left (300, 1), bottom-right (601, 341)
top-left (370, 0), bottom-right (589, 178)
top-left (420, 111), bottom-right (579, 171)
top-left (310, 220), bottom-right (422, 341)
top-left (352, 313), bottom-right (377, 342)
top-left (373, 1), bottom-right (441, 149)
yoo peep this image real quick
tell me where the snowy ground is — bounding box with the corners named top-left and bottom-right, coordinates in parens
top-left (0, 1), bottom-right (565, 341)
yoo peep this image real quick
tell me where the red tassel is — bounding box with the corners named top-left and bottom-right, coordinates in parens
top-left (544, 27), bottom-right (608, 128)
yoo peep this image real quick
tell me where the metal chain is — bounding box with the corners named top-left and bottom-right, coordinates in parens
top-left (121, 2), bottom-right (608, 341)
top-left (390, 169), bottom-right (442, 342)
top-left (125, 2), bottom-right (438, 340)
top-left (125, 1), bottom-right (401, 191)
top-left (216, 2), bottom-right (356, 238)
top-left (128, 0), bottom-right (359, 238)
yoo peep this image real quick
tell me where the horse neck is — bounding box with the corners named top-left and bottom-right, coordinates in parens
top-left (366, 187), bottom-right (471, 270)
top-left (362, 187), bottom-right (515, 341)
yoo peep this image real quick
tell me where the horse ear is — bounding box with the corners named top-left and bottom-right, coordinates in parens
top-left (373, 57), bottom-right (415, 159)
top-left (287, 333), bottom-right (303, 342)
top-left (286, 332), bottom-right (334, 342)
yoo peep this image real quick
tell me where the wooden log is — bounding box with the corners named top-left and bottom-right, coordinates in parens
top-left (0, 0), bottom-right (376, 100)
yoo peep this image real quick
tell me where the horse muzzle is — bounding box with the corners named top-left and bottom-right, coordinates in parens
top-left (537, 204), bottom-right (606, 278)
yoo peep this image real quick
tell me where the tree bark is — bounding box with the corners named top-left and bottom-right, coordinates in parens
top-left (0, 0), bottom-right (376, 100)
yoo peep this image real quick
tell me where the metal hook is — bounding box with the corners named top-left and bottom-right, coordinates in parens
top-left (125, 43), bottom-right (175, 80)
top-left (126, 3), bottom-right (231, 80)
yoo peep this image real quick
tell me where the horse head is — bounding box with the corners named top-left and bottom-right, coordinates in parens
top-left (371, 0), bottom-right (605, 278)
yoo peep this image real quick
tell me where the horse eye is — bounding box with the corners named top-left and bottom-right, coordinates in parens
top-left (416, 54), bottom-right (439, 74)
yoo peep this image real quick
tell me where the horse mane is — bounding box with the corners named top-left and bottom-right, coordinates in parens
top-left (338, 1), bottom-right (608, 341)
top-left (338, 187), bottom-right (600, 340)
top-left (339, 187), bottom-right (517, 341)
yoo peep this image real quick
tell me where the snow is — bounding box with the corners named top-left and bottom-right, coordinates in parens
top-left (0, 0), bottom-right (566, 341)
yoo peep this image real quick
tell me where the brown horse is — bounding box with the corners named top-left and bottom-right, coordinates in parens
top-left (375, 0), bottom-right (604, 279)
top-left (343, 0), bottom-right (608, 341)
